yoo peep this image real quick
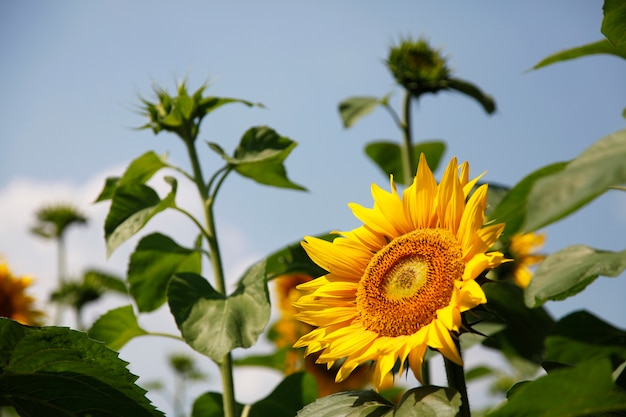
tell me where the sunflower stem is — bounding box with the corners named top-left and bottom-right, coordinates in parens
top-left (443, 338), bottom-right (471, 417)
top-left (184, 138), bottom-right (237, 417)
top-left (401, 90), bottom-right (414, 184)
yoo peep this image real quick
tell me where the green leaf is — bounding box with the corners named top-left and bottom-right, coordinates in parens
top-left (104, 177), bottom-right (177, 256)
top-left (235, 161), bottom-right (306, 190)
top-left (121, 151), bottom-right (170, 185)
top-left (489, 162), bottom-right (567, 239)
top-left (532, 39), bottom-right (626, 70)
top-left (197, 96), bottom-right (259, 119)
top-left (168, 261), bottom-right (270, 362)
top-left (296, 390), bottom-right (393, 417)
top-left (249, 372), bottom-right (318, 417)
top-left (214, 126), bottom-right (306, 190)
top-left (484, 183), bottom-right (510, 219)
top-left (83, 269), bottom-right (128, 294)
top-left (191, 392), bottom-right (245, 417)
top-left (231, 126), bottom-right (296, 164)
top-left (0, 318), bottom-right (163, 417)
top-left (545, 310), bottom-right (626, 365)
top-left (94, 152), bottom-right (169, 203)
top-left (394, 387), bottom-right (461, 417)
top-left (365, 140), bottom-right (446, 185)
top-left (88, 305), bottom-right (148, 351)
top-left (487, 358), bottom-right (626, 417)
top-left (94, 176), bottom-right (121, 203)
top-left (602, 0), bottom-right (626, 51)
top-left (465, 366), bottom-right (495, 382)
top-left (482, 282), bottom-right (555, 363)
top-left (128, 233), bottom-right (201, 312)
top-left (447, 78), bottom-right (496, 114)
top-left (525, 244), bottom-right (626, 308)
top-left (524, 129), bottom-right (626, 232)
top-left (338, 96), bottom-right (387, 128)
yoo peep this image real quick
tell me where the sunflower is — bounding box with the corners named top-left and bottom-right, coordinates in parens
top-left (293, 155), bottom-right (507, 390)
top-left (0, 261), bottom-right (44, 325)
top-left (508, 232), bottom-right (545, 288)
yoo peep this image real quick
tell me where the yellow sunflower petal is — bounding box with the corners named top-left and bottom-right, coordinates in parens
top-left (433, 320), bottom-right (463, 365)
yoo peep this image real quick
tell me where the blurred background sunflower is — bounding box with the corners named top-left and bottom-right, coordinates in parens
top-left (0, 261), bottom-right (44, 325)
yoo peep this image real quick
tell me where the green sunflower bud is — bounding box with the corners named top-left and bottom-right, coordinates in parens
top-left (386, 38), bottom-right (451, 97)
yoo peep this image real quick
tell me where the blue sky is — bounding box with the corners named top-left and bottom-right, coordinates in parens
top-left (1, 1), bottom-right (625, 414)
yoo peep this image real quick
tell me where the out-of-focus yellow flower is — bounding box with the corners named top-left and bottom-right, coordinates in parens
top-left (508, 232), bottom-right (546, 288)
top-left (293, 155), bottom-right (507, 391)
top-left (0, 261), bottom-right (44, 325)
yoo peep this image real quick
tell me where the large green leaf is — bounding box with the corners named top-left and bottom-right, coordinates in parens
top-left (296, 390), bottom-right (393, 417)
top-left (0, 319), bottom-right (162, 417)
top-left (168, 261), bottom-right (270, 362)
top-left (95, 151), bottom-right (169, 203)
top-left (88, 305), bottom-right (148, 351)
top-left (545, 310), bottom-right (626, 365)
top-left (338, 95), bottom-right (387, 128)
top-left (602, 0), bottom-right (626, 51)
top-left (532, 39), bottom-right (626, 70)
top-left (249, 372), bottom-right (317, 417)
top-left (487, 358), bottom-right (626, 417)
top-left (489, 162), bottom-right (567, 239)
top-left (482, 282), bottom-right (554, 363)
top-left (365, 140), bottom-right (446, 185)
top-left (128, 233), bottom-right (202, 312)
top-left (447, 78), bottom-right (496, 114)
top-left (525, 244), bottom-right (626, 308)
top-left (393, 386), bottom-right (461, 417)
top-left (104, 177), bottom-right (177, 256)
top-left (209, 126), bottom-right (306, 190)
top-left (524, 129), bottom-right (626, 232)
top-left (296, 386), bottom-right (460, 417)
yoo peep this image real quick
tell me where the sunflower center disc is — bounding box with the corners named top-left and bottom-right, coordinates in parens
top-left (356, 228), bottom-right (465, 337)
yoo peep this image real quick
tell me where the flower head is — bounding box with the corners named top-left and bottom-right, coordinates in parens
top-left (508, 232), bottom-right (546, 288)
top-left (0, 261), bottom-right (44, 325)
top-left (293, 155), bottom-right (506, 390)
top-left (386, 38), bottom-right (451, 97)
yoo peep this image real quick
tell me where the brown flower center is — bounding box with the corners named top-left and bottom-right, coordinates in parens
top-left (356, 228), bottom-right (464, 337)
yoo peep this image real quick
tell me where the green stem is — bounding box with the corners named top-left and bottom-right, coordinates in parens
top-left (172, 206), bottom-right (213, 244)
top-left (54, 236), bottom-right (67, 325)
top-left (147, 332), bottom-right (186, 342)
top-left (184, 138), bottom-right (237, 417)
top-left (401, 90), bottom-right (414, 184)
top-left (443, 337), bottom-right (471, 417)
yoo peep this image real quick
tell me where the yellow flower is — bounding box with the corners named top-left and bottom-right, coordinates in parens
top-left (293, 155), bottom-right (506, 390)
top-left (508, 232), bottom-right (546, 288)
top-left (0, 261), bottom-right (44, 325)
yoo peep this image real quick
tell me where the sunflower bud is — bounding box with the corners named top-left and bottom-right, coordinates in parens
top-left (386, 38), bottom-right (451, 97)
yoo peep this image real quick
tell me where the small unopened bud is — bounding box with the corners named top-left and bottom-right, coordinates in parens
top-left (386, 38), bottom-right (451, 97)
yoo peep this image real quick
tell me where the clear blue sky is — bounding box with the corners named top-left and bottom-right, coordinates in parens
top-left (1, 1), bottom-right (625, 414)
